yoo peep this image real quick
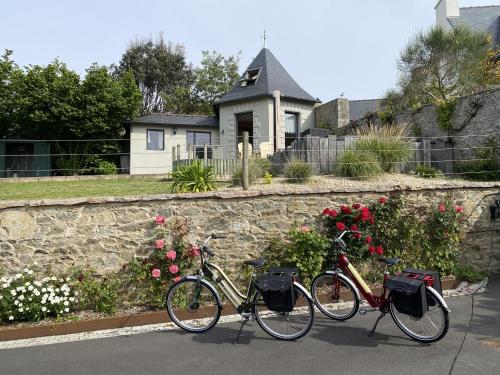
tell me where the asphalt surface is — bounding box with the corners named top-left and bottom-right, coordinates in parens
top-left (1, 275), bottom-right (499, 375)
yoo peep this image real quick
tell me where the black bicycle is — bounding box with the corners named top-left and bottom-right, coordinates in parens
top-left (165, 234), bottom-right (315, 342)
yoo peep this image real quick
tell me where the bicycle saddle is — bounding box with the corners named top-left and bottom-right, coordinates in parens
top-left (244, 257), bottom-right (266, 268)
top-left (376, 257), bottom-right (401, 266)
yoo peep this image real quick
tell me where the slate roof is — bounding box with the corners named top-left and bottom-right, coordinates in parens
top-left (217, 48), bottom-right (318, 105)
top-left (349, 99), bottom-right (382, 122)
top-left (448, 6), bottom-right (500, 46)
top-left (128, 113), bottom-right (218, 127)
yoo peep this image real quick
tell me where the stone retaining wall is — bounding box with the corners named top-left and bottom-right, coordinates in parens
top-left (1, 185), bottom-right (500, 277)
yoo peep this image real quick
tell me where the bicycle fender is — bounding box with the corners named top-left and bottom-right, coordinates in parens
top-left (324, 271), bottom-right (362, 301)
top-left (293, 281), bottom-right (313, 300)
top-left (426, 286), bottom-right (450, 312)
top-left (183, 276), bottom-right (224, 308)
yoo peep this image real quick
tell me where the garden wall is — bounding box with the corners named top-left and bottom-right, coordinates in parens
top-left (1, 184), bottom-right (500, 277)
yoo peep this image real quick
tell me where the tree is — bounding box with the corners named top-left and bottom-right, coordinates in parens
top-left (0, 50), bottom-right (23, 137)
top-left (394, 25), bottom-right (492, 108)
top-left (162, 50), bottom-right (240, 115)
top-left (115, 34), bottom-right (194, 115)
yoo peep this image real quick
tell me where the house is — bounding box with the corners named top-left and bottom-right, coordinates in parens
top-left (128, 113), bottom-right (219, 175)
top-left (435, 0), bottom-right (500, 47)
top-left (0, 140), bottom-right (51, 178)
top-left (128, 48), bottom-right (318, 174)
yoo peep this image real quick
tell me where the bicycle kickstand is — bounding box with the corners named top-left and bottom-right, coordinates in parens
top-left (234, 316), bottom-right (249, 344)
top-left (368, 312), bottom-right (385, 337)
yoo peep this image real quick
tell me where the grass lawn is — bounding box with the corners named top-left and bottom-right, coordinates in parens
top-left (0, 178), bottom-right (176, 201)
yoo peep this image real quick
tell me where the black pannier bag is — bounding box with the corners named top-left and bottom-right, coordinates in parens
top-left (402, 268), bottom-right (441, 306)
top-left (257, 268), bottom-right (297, 313)
top-left (385, 275), bottom-right (428, 318)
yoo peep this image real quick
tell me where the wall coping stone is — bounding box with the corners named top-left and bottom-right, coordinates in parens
top-left (1, 181), bottom-right (500, 210)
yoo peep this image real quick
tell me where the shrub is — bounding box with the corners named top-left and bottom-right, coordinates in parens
top-left (121, 215), bottom-right (199, 308)
top-left (95, 160), bottom-right (119, 175)
top-left (436, 100), bottom-right (456, 131)
top-left (334, 150), bottom-right (382, 178)
top-left (74, 271), bottom-right (120, 315)
top-left (453, 264), bottom-right (486, 283)
top-left (250, 158), bottom-right (272, 177)
top-left (231, 164), bottom-right (260, 186)
top-left (171, 161), bottom-right (216, 193)
top-left (263, 171), bottom-right (273, 184)
top-left (283, 160), bottom-right (313, 183)
top-left (0, 265), bottom-right (78, 323)
top-left (355, 123), bottom-right (412, 172)
top-left (414, 164), bottom-right (444, 178)
top-left (455, 138), bottom-right (500, 181)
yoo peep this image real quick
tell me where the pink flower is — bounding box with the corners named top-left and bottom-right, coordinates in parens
top-left (166, 250), bottom-right (176, 261)
top-left (376, 246), bottom-right (384, 255)
top-left (336, 222), bottom-right (346, 231)
top-left (455, 206), bottom-right (463, 213)
top-left (151, 268), bottom-right (161, 278)
top-left (169, 264), bottom-right (179, 274)
top-left (155, 239), bottom-right (165, 249)
top-left (155, 215), bottom-right (166, 225)
top-left (174, 276), bottom-right (182, 283)
top-left (438, 204), bottom-right (446, 213)
top-left (379, 197), bottom-right (387, 204)
top-left (299, 224), bottom-right (310, 233)
top-left (187, 244), bottom-right (200, 257)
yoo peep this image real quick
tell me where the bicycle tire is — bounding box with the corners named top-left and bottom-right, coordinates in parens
top-left (253, 284), bottom-right (314, 341)
top-left (166, 278), bottom-right (221, 333)
top-left (390, 286), bottom-right (449, 343)
top-left (311, 272), bottom-right (360, 321)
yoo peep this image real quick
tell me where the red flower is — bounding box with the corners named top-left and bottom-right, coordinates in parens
top-left (322, 208), bottom-right (330, 216)
top-left (438, 204), bottom-right (446, 213)
top-left (379, 197), bottom-right (387, 204)
top-left (155, 215), bottom-right (166, 225)
top-left (361, 207), bottom-right (370, 221)
top-left (455, 206), bottom-right (463, 213)
top-left (353, 232), bottom-right (362, 239)
top-left (336, 222), bottom-right (346, 231)
top-left (376, 246), bottom-right (384, 255)
top-left (322, 208), bottom-right (338, 217)
top-left (77, 273), bottom-right (84, 282)
top-left (350, 224), bottom-right (359, 231)
top-left (174, 276), bottom-right (182, 283)
top-left (365, 235), bottom-right (372, 244)
top-left (368, 246), bottom-right (376, 254)
top-left (352, 203), bottom-right (361, 210)
top-left (341, 205), bottom-right (351, 214)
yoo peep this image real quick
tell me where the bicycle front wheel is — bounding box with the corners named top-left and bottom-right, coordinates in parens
top-left (253, 284), bottom-right (314, 341)
top-left (311, 272), bottom-right (359, 320)
top-left (166, 279), bottom-right (221, 333)
top-left (390, 287), bottom-right (449, 343)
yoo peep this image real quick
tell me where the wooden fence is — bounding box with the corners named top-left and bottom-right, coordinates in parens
top-left (173, 158), bottom-right (241, 177)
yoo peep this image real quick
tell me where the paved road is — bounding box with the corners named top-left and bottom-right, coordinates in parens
top-left (1, 275), bottom-right (499, 375)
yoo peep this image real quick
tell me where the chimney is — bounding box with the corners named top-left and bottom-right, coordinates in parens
top-left (435, 0), bottom-right (460, 29)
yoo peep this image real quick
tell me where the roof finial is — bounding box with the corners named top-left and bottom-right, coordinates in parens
top-left (260, 30), bottom-right (268, 48)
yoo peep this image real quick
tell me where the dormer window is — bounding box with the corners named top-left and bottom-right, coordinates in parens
top-left (240, 68), bottom-right (261, 87)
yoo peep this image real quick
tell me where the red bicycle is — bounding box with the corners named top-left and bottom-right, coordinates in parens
top-left (311, 230), bottom-right (450, 343)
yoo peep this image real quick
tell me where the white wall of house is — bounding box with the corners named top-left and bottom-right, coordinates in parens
top-left (129, 124), bottom-right (220, 175)
top-left (278, 100), bottom-right (315, 150)
top-left (218, 98), bottom-right (273, 158)
top-left (435, 0), bottom-right (459, 29)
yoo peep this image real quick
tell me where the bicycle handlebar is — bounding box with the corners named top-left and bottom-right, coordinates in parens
top-left (201, 233), bottom-right (226, 257)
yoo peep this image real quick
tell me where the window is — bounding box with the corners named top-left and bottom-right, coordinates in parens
top-left (285, 112), bottom-right (299, 148)
top-left (146, 129), bottom-right (164, 150)
top-left (187, 131), bottom-right (212, 159)
top-left (240, 68), bottom-right (261, 87)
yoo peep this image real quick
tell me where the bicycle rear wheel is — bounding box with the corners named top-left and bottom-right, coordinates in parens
top-left (311, 272), bottom-right (359, 320)
top-left (390, 287), bottom-right (449, 343)
top-left (253, 284), bottom-right (314, 341)
top-left (166, 279), bottom-right (221, 333)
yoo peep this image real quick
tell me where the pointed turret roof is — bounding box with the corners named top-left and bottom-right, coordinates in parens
top-left (217, 48), bottom-right (318, 105)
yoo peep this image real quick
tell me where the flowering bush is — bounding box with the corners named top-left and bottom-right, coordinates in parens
top-left (122, 214), bottom-right (199, 308)
top-left (0, 265), bottom-right (78, 323)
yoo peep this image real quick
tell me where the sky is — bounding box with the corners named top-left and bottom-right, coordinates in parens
top-left (1, 0), bottom-right (499, 102)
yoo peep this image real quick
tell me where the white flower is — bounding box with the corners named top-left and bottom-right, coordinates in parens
top-left (24, 282), bottom-right (31, 286)
top-left (69, 297), bottom-right (75, 302)
top-left (28, 285), bottom-right (34, 291)
top-left (63, 301), bottom-right (69, 306)
top-left (64, 307), bottom-right (69, 313)
top-left (59, 278), bottom-right (64, 283)
top-left (33, 261), bottom-right (38, 266)
top-left (34, 281), bottom-right (42, 287)
top-left (18, 302), bottom-right (22, 307)
top-left (41, 288), bottom-right (47, 293)
top-left (8, 316), bottom-right (14, 321)
top-left (65, 277), bottom-right (70, 282)
top-left (33, 290), bottom-right (40, 296)
top-left (51, 276), bottom-right (56, 281)
top-left (59, 310), bottom-right (63, 314)
top-left (55, 288), bottom-right (60, 293)
top-left (14, 300), bottom-right (19, 305)
top-left (27, 270), bottom-right (33, 275)
top-left (41, 300), bottom-right (46, 305)
top-left (14, 273), bottom-right (22, 280)
top-left (74, 291), bottom-right (79, 296)
top-left (41, 306), bottom-right (47, 312)
top-left (18, 307), bottom-right (24, 312)
top-left (2, 283), bottom-right (9, 288)
top-left (28, 297), bottom-right (32, 301)
top-left (0, 295), bottom-right (3, 300)
top-left (10, 290), bottom-right (16, 296)
top-left (23, 268), bottom-right (29, 273)
top-left (18, 295), bottom-right (25, 301)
